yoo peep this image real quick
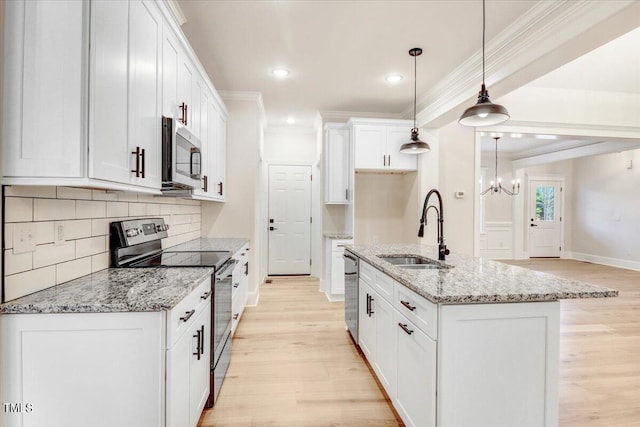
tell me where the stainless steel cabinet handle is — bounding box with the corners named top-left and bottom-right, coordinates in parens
top-left (199, 325), bottom-right (205, 355)
top-left (383, 155), bottom-right (386, 166)
top-left (200, 291), bottom-right (211, 300)
top-left (180, 309), bottom-right (195, 322)
top-left (388, 154), bottom-right (391, 166)
top-left (140, 148), bottom-right (145, 178)
top-left (398, 323), bottom-right (414, 335)
top-left (400, 300), bottom-right (416, 311)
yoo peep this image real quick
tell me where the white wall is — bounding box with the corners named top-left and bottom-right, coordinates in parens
top-left (201, 98), bottom-right (262, 305)
top-left (437, 122), bottom-right (477, 256)
top-left (571, 149), bottom-right (640, 268)
top-left (481, 153), bottom-right (515, 223)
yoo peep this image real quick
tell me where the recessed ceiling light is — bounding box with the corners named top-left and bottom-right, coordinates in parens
top-left (510, 133), bottom-right (523, 138)
top-left (272, 68), bottom-right (290, 78)
top-left (286, 117), bottom-right (296, 124)
top-left (385, 74), bottom-right (403, 84)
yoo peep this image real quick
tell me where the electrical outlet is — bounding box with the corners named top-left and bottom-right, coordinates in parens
top-left (54, 223), bottom-right (65, 246)
top-left (13, 223), bottom-right (36, 254)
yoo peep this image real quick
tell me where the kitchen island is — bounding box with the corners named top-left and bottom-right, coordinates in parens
top-left (345, 243), bottom-right (617, 427)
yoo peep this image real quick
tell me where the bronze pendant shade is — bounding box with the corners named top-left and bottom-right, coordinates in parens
top-left (400, 47), bottom-right (431, 154)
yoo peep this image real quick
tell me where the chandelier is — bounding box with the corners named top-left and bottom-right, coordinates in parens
top-left (481, 136), bottom-right (520, 196)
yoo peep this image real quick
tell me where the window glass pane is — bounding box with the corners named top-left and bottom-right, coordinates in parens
top-left (535, 186), bottom-right (555, 221)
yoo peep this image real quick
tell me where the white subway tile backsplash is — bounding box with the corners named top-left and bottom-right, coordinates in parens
top-left (76, 200), bottom-right (106, 219)
top-left (56, 219), bottom-right (92, 241)
top-left (5, 266), bottom-right (57, 301)
top-left (92, 190), bottom-right (119, 201)
top-left (5, 197), bottom-right (33, 222)
top-left (33, 198), bottom-right (75, 221)
top-left (33, 241), bottom-right (76, 269)
top-left (106, 202), bottom-right (129, 217)
top-left (5, 186), bottom-right (57, 198)
top-left (76, 236), bottom-right (107, 258)
top-left (91, 253), bottom-right (110, 272)
top-left (56, 257), bottom-right (92, 284)
top-left (5, 249), bottom-right (33, 275)
top-left (3, 186), bottom-right (201, 301)
top-left (57, 187), bottom-right (92, 200)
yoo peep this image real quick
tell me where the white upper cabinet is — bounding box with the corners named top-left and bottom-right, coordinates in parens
top-left (162, 22), bottom-right (181, 120)
top-left (324, 124), bottom-right (351, 204)
top-left (89, 0), bottom-right (161, 190)
top-left (178, 57), bottom-right (195, 132)
top-left (352, 119), bottom-right (418, 172)
top-left (2, 0), bottom-right (87, 179)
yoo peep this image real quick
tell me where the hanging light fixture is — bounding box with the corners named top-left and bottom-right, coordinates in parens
top-left (481, 136), bottom-right (520, 196)
top-left (400, 47), bottom-right (430, 154)
top-left (459, 0), bottom-right (510, 127)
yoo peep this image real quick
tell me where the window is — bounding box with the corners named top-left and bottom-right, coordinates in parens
top-left (535, 186), bottom-right (555, 221)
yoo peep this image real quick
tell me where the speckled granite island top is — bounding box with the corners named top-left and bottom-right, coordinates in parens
top-left (167, 237), bottom-right (249, 254)
top-left (0, 267), bottom-right (214, 314)
top-left (345, 243), bottom-right (618, 304)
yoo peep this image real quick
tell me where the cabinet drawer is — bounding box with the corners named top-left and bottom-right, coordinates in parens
top-left (394, 284), bottom-right (438, 340)
top-left (331, 239), bottom-right (353, 252)
top-left (360, 261), bottom-right (394, 304)
top-left (167, 278), bottom-right (211, 347)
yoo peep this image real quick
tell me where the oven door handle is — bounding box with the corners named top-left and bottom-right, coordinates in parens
top-left (215, 260), bottom-right (236, 280)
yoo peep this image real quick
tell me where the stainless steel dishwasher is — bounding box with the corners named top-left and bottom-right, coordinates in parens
top-left (343, 251), bottom-right (359, 344)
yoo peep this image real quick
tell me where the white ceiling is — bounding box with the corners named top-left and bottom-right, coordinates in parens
top-left (176, 0), bottom-right (538, 128)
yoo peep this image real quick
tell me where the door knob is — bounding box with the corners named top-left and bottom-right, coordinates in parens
top-left (269, 219), bottom-right (274, 223)
top-left (269, 226), bottom-right (277, 231)
top-left (530, 223), bottom-right (538, 227)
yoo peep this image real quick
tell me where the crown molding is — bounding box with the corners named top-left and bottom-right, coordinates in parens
top-left (219, 91), bottom-right (267, 126)
top-left (406, 0), bottom-right (637, 127)
top-left (264, 126), bottom-right (317, 135)
top-left (163, 0), bottom-right (187, 26)
top-left (320, 110), bottom-right (405, 122)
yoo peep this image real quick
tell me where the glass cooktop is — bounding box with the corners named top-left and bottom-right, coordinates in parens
top-left (130, 251), bottom-right (232, 269)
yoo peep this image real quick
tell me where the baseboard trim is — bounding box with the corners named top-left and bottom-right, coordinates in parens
top-left (569, 251), bottom-right (640, 272)
top-left (324, 291), bottom-right (345, 303)
top-left (246, 289), bottom-right (260, 307)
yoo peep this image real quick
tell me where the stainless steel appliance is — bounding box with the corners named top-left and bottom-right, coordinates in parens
top-left (344, 251), bottom-right (359, 344)
top-left (110, 218), bottom-right (233, 408)
top-left (161, 116), bottom-right (202, 192)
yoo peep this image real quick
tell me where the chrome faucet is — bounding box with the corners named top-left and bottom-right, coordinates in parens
top-left (418, 189), bottom-right (450, 261)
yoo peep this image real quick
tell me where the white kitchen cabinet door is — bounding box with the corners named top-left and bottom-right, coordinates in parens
top-left (162, 24), bottom-right (181, 119)
top-left (325, 127), bottom-right (351, 203)
top-left (166, 320), bottom-right (191, 427)
top-left (354, 126), bottom-right (386, 170)
top-left (89, 0), bottom-right (131, 184)
top-left (385, 126), bottom-right (418, 171)
top-left (395, 311), bottom-right (436, 427)
top-left (331, 251), bottom-right (346, 295)
top-left (2, 0), bottom-right (87, 179)
top-left (215, 112), bottom-right (227, 200)
top-left (178, 56), bottom-right (194, 131)
top-left (372, 290), bottom-right (397, 398)
top-left (192, 90), bottom-right (209, 197)
top-left (358, 280), bottom-right (375, 360)
top-left (1, 312), bottom-right (163, 427)
top-left (189, 303), bottom-right (211, 427)
top-left (128, 0), bottom-right (162, 189)
top-left (191, 79), bottom-right (203, 140)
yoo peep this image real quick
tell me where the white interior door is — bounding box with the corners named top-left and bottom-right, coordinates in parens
top-left (529, 180), bottom-right (563, 257)
top-left (268, 165), bottom-right (312, 275)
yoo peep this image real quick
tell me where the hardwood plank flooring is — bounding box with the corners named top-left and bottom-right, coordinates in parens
top-left (198, 277), bottom-right (400, 427)
top-left (200, 261), bottom-right (640, 426)
top-left (501, 259), bottom-right (640, 427)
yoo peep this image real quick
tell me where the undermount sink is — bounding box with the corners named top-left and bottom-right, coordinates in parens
top-left (377, 255), bottom-right (453, 270)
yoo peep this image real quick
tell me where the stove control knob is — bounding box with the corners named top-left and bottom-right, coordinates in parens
top-left (125, 228), bottom-right (139, 237)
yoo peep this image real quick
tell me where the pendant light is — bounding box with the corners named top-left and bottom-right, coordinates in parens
top-left (480, 137), bottom-right (520, 196)
top-left (459, 0), bottom-right (510, 127)
top-left (400, 47), bottom-right (431, 154)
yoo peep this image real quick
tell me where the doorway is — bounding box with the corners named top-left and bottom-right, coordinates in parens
top-left (267, 164), bottom-right (312, 275)
top-left (528, 179), bottom-right (563, 257)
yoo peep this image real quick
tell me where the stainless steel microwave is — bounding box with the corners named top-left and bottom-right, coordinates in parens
top-left (161, 116), bottom-right (202, 192)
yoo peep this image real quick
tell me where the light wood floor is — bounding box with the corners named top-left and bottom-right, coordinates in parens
top-left (198, 276), bottom-right (400, 427)
top-left (200, 261), bottom-right (640, 427)
top-left (501, 259), bottom-right (640, 427)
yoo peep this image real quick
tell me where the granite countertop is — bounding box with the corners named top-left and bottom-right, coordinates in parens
top-left (323, 232), bottom-right (354, 240)
top-left (167, 237), bottom-right (249, 254)
top-left (1, 237), bottom-right (251, 315)
top-left (0, 267), bottom-right (214, 314)
top-left (345, 243), bottom-right (618, 304)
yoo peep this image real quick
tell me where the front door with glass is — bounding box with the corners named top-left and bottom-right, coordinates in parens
top-left (529, 180), bottom-right (563, 257)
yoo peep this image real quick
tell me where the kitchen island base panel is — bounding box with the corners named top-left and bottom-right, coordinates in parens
top-left (438, 301), bottom-right (559, 427)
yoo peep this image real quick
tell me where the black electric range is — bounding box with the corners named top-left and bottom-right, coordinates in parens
top-left (110, 218), bottom-right (234, 408)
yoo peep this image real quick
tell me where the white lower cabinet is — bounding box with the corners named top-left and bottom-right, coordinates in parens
top-left (324, 237), bottom-right (353, 300)
top-left (395, 311), bottom-right (436, 427)
top-left (1, 279), bottom-right (212, 427)
top-left (356, 260), bottom-right (561, 427)
top-left (231, 244), bottom-right (250, 335)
